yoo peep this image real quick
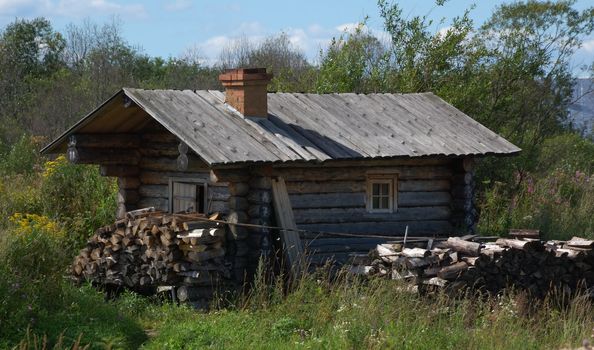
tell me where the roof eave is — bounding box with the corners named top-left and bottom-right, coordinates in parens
top-left (40, 90), bottom-right (125, 155)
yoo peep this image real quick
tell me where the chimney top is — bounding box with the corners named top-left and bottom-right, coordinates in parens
top-left (219, 68), bottom-right (272, 117)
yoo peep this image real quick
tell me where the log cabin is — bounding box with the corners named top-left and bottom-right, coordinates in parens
top-left (42, 67), bottom-right (520, 275)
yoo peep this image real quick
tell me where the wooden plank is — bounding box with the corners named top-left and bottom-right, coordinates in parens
top-left (271, 177), bottom-right (304, 275)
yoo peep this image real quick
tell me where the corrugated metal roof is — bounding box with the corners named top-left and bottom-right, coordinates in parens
top-left (42, 88), bottom-right (520, 165)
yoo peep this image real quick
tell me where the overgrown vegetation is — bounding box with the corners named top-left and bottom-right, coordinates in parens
top-left (1, 0), bottom-right (594, 348)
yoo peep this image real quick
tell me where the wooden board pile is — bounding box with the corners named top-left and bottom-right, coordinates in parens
top-left (72, 208), bottom-right (230, 305)
top-left (358, 235), bottom-right (594, 298)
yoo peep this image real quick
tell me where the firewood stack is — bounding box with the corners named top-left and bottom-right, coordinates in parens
top-left (71, 208), bottom-right (230, 304)
top-left (358, 234), bottom-right (594, 298)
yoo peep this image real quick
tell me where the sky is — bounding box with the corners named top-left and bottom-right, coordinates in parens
top-left (0, 0), bottom-right (593, 70)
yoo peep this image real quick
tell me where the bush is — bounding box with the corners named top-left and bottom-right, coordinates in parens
top-left (41, 153), bottom-right (117, 251)
top-left (0, 134), bottom-right (43, 176)
top-left (478, 169), bottom-right (594, 239)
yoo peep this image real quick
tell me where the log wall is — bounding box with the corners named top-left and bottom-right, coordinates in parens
top-left (265, 158), bottom-right (473, 265)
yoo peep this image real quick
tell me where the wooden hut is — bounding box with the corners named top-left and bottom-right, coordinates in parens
top-left (42, 68), bottom-right (519, 271)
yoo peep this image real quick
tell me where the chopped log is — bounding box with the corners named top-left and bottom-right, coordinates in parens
top-left (437, 262), bottom-right (468, 280)
top-left (401, 247), bottom-right (430, 258)
top-left (445, 237), bottom-right (481, 256)
top-left (566, 237), bottom-right (594, 249)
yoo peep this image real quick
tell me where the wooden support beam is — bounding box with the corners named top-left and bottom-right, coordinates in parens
top-left (271, 177), bottom-right (304, 276)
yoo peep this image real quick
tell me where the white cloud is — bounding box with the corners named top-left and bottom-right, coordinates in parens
top-left (191, 21), bottom-right (390, 66)
top-left (163, 0), bottom-right (192, 12)
top-left (583, 38), bottom-right (594, 53)
top-left (0, 0), bottom-right (147, 19)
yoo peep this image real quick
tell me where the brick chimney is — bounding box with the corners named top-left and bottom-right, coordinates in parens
top-left (219, 68), bottom-right (272, 117)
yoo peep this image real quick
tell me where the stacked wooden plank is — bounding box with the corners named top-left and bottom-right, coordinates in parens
top-left (71, 208), bottom-right (230, 304)
top-left (358, 236), bottom-right (594, 298)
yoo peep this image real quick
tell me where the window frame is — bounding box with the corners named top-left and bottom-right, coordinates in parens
top-left (366, 174), bottom-right (398, 213)
top-left (168, 177), bottom-right (208, 214)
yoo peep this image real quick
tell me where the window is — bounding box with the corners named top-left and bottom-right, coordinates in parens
top-left (169, 178), bottom-right (207, 213)
top-left (367, 175), bottom-right (397, 212)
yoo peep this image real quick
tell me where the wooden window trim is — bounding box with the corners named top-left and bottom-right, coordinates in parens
top-left (168, 177), bottom-right (208, 213)
top-left (366, 174), bottom-right (398, 213)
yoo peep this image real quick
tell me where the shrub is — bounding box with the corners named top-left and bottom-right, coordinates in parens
top-left (0, 134), bottom-right (43, 176)
top-left (40, 155), bottom-right (117, 249)
top-left (478, 169), bottom-right (594, 239)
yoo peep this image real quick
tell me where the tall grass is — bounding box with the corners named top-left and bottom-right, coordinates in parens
top-left (143, 267), bottom-right (594, 350)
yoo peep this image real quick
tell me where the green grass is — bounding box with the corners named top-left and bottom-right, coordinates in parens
top-left (5, 267), bottom-right (593, 350)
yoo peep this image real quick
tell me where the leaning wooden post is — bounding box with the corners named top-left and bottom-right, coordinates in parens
top-left (271, 176), bottom-right (304, 277)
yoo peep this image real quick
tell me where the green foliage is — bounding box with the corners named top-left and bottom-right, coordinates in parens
top-left (478, 167), bottom-right (594, 239)
top-left (0, 139), bottom-right (116, 252)
top-left (40, 155), bottom-right (117, 248)
top-left (0, 134), bottom-right (42, 176)
top-left (316, 22), bottom-right (387, 93)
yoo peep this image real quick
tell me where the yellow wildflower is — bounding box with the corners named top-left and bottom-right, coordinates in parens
top-left (42, 155), bottom-right (67, 178)
top-left (9, 213), bottom-right (64, 239)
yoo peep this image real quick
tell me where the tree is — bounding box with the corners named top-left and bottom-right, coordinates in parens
top-left (0, 18), bottom-right (66, 143)
top-left (218, 33), bottom-right (315, 92)
top-left (316, 22), bottom-right (387, 93)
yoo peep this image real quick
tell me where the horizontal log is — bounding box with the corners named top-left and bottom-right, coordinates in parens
top-left (118, 177), bottom-right (140, 190)
top-left (210, 169), bottom-right (250, 183)
top-left (139, 171), bottom-right (211, 185)
top-left (290, 192), bottom-right (364, 209)
top-left (286, 179), bottom-right (451, 194)
top-left (305, 243), bottom-right (378, 254)
top-left (398, 192), bottom-right (451, 207)
top-left (118, 188), bottom-right (139, 204)
top-left (275, 166), bottom-right (454, 182)
top-left (140, 156), bottom-right (207, 172)
top-left (137, 184), bottom-right (229, 202)
top-left (141, 131), bottom-right (179, 143)
top-left (73, 133), bottom-right (141, 148)
top-left (274, 158), bottom-right (452, 168)
top-left (75, 148), bottom-right (139, 165)
top-left (100, 165), bottom-right (139, 177)
top-left (399, 179), bottom-right (451, 192)
top-left (304, 237), bottom-right (390, 248)
top-left (445, 237), bottom-right (480, 256)
top-left (293, 206), bottom-right (451, 225)
top-left (139, 185), bottom-right (169, 198)
top-left (139, 143), bottom-right (180, 157)
top-left (438, 262), bottom-right (468, 280)
top-left (298, 220), bottom-right (454, 236)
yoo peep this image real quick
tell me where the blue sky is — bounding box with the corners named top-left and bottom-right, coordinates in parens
top-left (1, 0), bottom-right (593, 69)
